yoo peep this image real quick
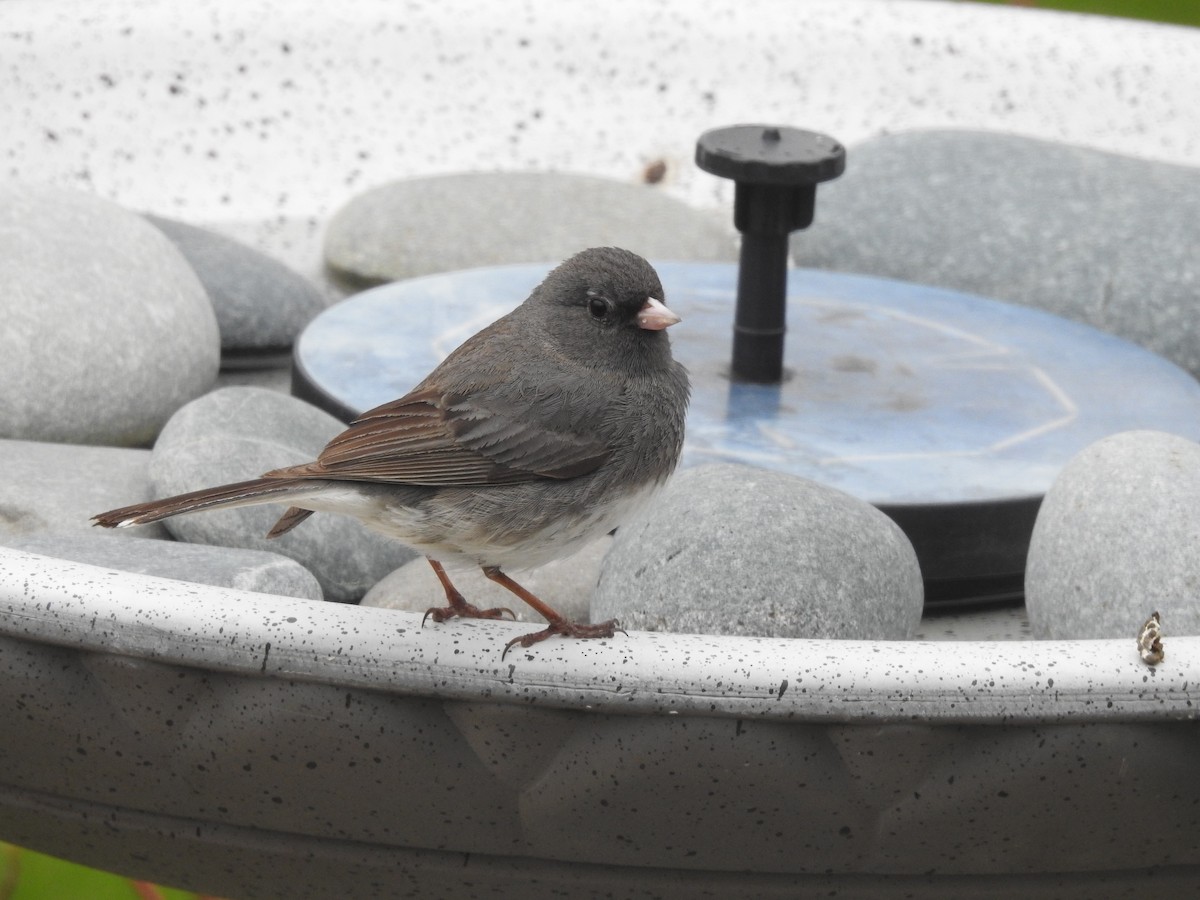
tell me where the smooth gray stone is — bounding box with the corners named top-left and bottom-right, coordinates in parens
top-left (324, 171), bottom-right (735, 285)
top-left (148, 387), bottom-right (416, 602)
top-left (0, 186), bottom-right (219, 445)
top-left (795, 131), bottom-right (1200, 378)
top-left (145, 215), bottom-right (327, 356)
top-left (5, 531), bottom-right (323, 601)
top-left (362, 536), bottom-right (609, 625)
top-left (593, 464), bottom-right (923, 639)
top-left (1025, 430), bottom-right (1200, 640)
top-left (0, 439), bottom-right (169, 541)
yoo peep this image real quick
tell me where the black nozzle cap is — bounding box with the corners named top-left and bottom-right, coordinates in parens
top-left (695, 125), bottom-right (845, 187)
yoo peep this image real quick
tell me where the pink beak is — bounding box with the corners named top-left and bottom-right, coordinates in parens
top-left (636, 297), bottom-right (682, 331)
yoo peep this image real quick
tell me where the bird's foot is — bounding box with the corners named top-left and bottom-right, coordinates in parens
top-left (422, 601), bottom-right (515, 627)
top-left (501, 618), bottom-right (626, 659)
top-left (422, 558), bottom-right (515, 627)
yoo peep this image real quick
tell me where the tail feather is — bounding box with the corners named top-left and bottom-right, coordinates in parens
top-left (266, 506), bottom-right (317, 538)
top-left (92, 477), bottom-right (311, 530)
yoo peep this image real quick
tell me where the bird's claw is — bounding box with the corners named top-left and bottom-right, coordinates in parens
top-left (501, 618), bottom-right (625, 660)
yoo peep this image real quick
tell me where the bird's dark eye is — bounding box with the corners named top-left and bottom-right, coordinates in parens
top-left (587, 296), bottom-right (609, 320)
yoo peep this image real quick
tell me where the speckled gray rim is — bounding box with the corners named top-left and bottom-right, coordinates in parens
top-left (3, 549), bottom-right (1194, 721)
top-left (4, 554), bottom-right (1200, 899)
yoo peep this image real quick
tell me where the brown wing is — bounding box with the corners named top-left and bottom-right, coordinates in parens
top-left (266, 387), bottom-right (610, 486)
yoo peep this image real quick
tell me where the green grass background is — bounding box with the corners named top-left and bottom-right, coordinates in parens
top-left (0, 843), bottom-right (204, 900)
top-left (967, 0), bottom-right (1200, 26)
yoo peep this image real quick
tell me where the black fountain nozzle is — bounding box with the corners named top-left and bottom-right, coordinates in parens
top-left (696, 125), bottom-right (845, 384)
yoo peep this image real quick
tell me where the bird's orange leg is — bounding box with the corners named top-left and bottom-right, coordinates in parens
top-left (421, 558), bottom-right (515, 626)
top-left (480, 566), bottom-right (625, 658)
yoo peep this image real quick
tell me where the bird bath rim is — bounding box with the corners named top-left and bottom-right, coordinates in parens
top-left (2, 548), bottom-right (1193, 725)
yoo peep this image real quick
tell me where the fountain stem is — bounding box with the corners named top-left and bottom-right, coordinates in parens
top-left (696, 125), bottom-right (845, 383)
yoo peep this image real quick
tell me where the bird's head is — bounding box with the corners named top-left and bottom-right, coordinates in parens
top-left (530, 246), bottom-right (682, 374)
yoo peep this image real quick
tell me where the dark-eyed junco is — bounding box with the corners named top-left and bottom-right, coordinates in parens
top-left (94, 247), bottom-right (690, 656)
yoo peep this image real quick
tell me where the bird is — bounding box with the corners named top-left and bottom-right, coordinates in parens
top-left (93, 247), bottom-right (690, 657)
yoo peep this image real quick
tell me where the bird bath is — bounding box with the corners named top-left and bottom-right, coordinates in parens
top-left (3, 1), bottom-right (1200, 897)
top-left (4, 551), bottom-right (1200, 900)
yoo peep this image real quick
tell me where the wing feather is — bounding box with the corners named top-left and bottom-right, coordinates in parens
top-left (265, 387), bottom-right (610, 486)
